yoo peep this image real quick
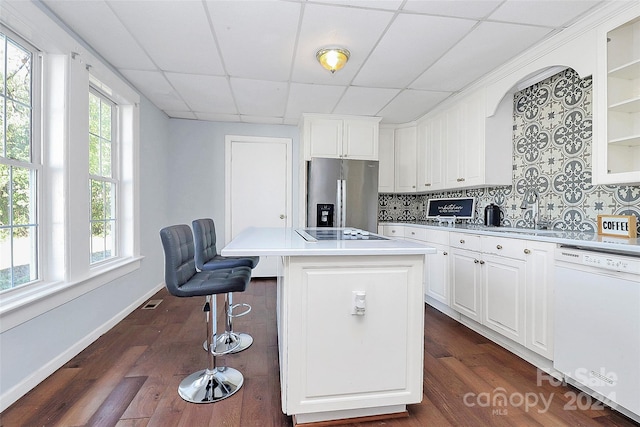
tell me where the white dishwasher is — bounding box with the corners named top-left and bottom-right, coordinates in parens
top-left (554, 245), bottom-right (640, 422)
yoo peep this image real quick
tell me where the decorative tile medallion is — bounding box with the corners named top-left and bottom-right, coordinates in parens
top-left (379, 68), bottom-right (640, 233)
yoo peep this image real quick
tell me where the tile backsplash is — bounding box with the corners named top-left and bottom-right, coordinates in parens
top-left (379, 68), bottom-right (640, 233)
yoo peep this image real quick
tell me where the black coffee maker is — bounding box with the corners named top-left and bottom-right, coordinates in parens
top-left (484, 203), bottom-right (501, 227)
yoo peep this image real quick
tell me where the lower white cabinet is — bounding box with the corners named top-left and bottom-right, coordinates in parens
top-left (450, 246), bottom-right (483, 322)
top-left (381, 225), bottom-right (555, 360)
top-left (482, 254), bottom-right (526, 345)
top-left (524, 240), bottom-right (555, 359)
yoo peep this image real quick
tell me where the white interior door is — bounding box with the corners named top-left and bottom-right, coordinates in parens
top-left (225, 135), bottom-right (291, 277)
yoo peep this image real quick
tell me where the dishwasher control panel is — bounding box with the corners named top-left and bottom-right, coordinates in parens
top-left (556, 246), bottom-right (640, 274)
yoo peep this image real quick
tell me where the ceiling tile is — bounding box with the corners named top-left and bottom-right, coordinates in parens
top-left (353, 13), bottom-right (477, 88)
top-left (313, 0), bottom-right (403, 11)
top-left (490, 0), bottom-right (602, 27)
top-left (292, 2), bottom-right (395, 85)
top-left (165, 111), bottom-right (197, 120)
top-left (108, 0), bottom-right (223, 75)
top-left (285, 83), bottom-right (346, 120)
top-left (165, 72), bottom-right (236, 114)
top-left (42, 0), bottom-right (155, 70)
top-left (207, 0), bottom-right (300, 81)
top-left (410, 21), bottom-right (553, 92)
top-left (120, 69), bottom-right (189, 111)
top-left (378, 89), bottom-right (451, 124)
top-left (401, 0), bottom-right (502, 19)
top-left (230, 78), bottom-right (289, 117)
top-left (195, 112), bottom-right (241, 122)
top-left (333, 86), bottom-right (401, 117)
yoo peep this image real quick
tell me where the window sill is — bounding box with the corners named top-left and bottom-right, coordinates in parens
top-left (0, 256), bottom-right (144, 333)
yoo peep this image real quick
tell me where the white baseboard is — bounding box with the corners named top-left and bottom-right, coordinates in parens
top-left (0, 282), bottom-right (164, 412)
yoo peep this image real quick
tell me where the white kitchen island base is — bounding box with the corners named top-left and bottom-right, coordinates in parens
top-left (222, 228), bottom-right (434, 425)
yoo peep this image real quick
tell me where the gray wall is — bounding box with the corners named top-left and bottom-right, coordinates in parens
top-left (166, 119), bottom-right (300, 232)
top-left (0, 97), bottom-right (171, 403)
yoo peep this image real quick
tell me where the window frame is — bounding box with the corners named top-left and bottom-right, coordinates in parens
top-left (88, 87), bottom-right (119, 266)
top-left (0, 17), bottom-right (142, 333)
top-left (0, 26), bottom-right (43, 293)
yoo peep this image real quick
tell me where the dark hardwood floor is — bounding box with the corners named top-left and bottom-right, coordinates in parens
top-left (2, 278), bottom-right (638, 427)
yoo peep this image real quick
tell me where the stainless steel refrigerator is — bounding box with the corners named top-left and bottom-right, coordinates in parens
top-left (306, 158), bottom-right (379, 233)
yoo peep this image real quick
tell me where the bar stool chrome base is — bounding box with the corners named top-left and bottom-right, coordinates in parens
top-left (203, 331), bottom-right (253, 354)
top-left (178, 366), bottom-right (244, 403)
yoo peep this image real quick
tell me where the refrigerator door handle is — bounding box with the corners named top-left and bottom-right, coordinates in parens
top-left (340, 179), bottom-right (346, 228)
top-left (336, 179), bottom-right (343, 228)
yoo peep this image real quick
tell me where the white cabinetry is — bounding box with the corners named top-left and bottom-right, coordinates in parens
top-left (422, 229), bottom-right (450, 306)
top-left (394, 126), bottom-right (417, 192)
top-left (444, 90), bottom-right (510, 189)
top-left (450, 233), bottom-right (483, 322)
top-left (524, 240), bottom-right (555, 359)
top-left (481, 236), bottom-right (526, 345)
top-left (594, 9), bottom-right (640, 185)
top-left (417, 116), bottom-right (446, 192)
top-left (301, 114), bottom-right (381, 160)
top-left (378, 127), bottom-right (395, 192)
top-left (450, 233), bottom-right (529, 347)
top-left (280, 255), bottom-right (424, 420)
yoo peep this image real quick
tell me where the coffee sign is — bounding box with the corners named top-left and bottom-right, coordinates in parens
top-left (597, 215), bottom-right (638, 238)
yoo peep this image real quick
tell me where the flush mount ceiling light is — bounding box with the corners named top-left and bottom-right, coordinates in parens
top-left (316, 48), bottom-right (350, 73)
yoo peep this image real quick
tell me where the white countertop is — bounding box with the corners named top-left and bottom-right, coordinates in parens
top-left (382, 222), bottom-right (640, 255)
top-left (221, 227), bottom-right (437, 257)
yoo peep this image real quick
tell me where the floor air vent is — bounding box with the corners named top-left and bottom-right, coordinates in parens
top-left (142, 299), bottom-right (163, 310)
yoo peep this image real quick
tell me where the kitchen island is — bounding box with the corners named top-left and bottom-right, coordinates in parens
top-left (222, 227), bottom-right (436, 426)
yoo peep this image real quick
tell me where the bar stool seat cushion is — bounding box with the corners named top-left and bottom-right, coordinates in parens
top-left (192, 218), bottom-right (259, 271)
top-left (160, 224), bottom-right (251, 298)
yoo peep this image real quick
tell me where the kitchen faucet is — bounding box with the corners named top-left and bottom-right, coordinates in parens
top-left (520, 188), bottom-right (544, 229)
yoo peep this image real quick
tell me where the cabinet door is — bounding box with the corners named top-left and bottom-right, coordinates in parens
top-left (417, 118), bottom-right (446, 192)
top-left (482, 255), bottom-right (526, 345)
top-left (450, 248), bottom-right (482, 322)
top-left (378, 128), bottom-right (395, 192)
top-left (524, 241), bottom-right (554, 359)
top-left (308, 118), bottom-right (342, 158)
top-left (394, 127), bottom-right (417, 192)
top-left (444, 105), bottom-right (463, 188)
top-left (425, 243), bottom-right (449, 306)
top-left (343, 119), bottom-right (378, 160)
top-left (460, 91), bottom-right (485, 187)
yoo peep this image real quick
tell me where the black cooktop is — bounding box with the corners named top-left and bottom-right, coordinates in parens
top-left (297, 228), bottom-right (388, 242)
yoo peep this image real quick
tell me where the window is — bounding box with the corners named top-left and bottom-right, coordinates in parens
top-left (0, 29), bottom-right (39, 291)
top-left (89, 89), bottom-right (117, 264)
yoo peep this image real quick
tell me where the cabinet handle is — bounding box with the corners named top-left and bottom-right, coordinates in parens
top-left (457, 178), bottom-right (465, 182)
top-left (412, 185), bottom-right (416, 188)
top-left (443, 251), bottom-right (448, 256)
top-left (391, 230), bottom-right (396, 233)
top-left (474, 259), bottom-right (479, 264)
top-left (460, 239), bottom-right (465, 244)
top-left (524, 249), bottom-right (531, 254)
top-left (425, 183), bottom-right (431, 187)
top-left (496, 245), bottom-right (502, 250)
top-left (479, 260), bottom-right (485, 265)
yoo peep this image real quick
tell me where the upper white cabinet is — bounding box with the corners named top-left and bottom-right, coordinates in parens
top-left (394, 126), bottom-right (417, 192)
top-left (594, 9), bottom-right (640, 185)
top-left (417, 115), bottom-right (446, 192)
top-left (444, 90), bottom-right (511, 189)
top-left (378, 127), bottom-right (395, 192)
top-left (301, 114), bottom-right (381, 161)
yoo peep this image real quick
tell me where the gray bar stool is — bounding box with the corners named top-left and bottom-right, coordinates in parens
top-left (160, 224), bottom-right (252, 403)
top-left (192, 218), bottom-right (259, 354)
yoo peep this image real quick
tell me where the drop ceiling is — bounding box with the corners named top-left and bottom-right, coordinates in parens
top-left (40, 0), bottom-right (608, 125)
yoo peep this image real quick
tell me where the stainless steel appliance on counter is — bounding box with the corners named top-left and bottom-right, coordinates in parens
top-left (306, 158), bottom-right (379, 233)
